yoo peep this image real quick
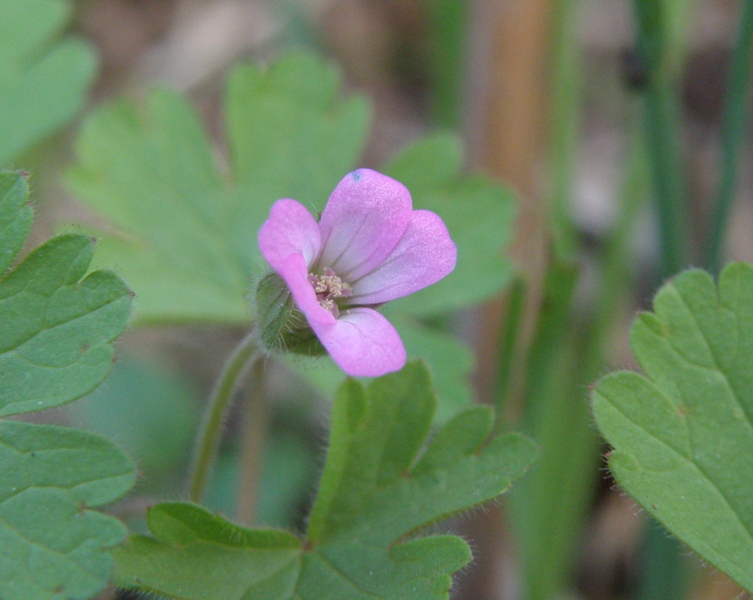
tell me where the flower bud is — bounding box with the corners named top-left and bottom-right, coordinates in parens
top-left (254, 271), bottom-right (327, 357)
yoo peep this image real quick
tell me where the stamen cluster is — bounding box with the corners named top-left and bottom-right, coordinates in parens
top-left (307, 268), bottom-right (352, 317)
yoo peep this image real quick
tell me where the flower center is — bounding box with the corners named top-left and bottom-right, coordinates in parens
top-left (308, 267), bottom-right (353, 317)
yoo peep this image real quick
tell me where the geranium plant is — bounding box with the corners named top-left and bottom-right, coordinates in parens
top-left (3, 0), bottom-right (753, 598)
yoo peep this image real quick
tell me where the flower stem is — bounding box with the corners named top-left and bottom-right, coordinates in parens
top-left (235, 359), bottom-right (268, 525)
top-left (187, 331), bottom-right (260, 503)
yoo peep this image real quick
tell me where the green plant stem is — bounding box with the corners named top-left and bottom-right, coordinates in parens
top-left (706, 0), bottom-right (753, 273)
top-left (507, 3), bottom-right (586, 594)
top-left (515, 107), bottom-right (649, 600)
top-left (187, 331), bottom-right (260, 503)
top-left (494, 275), bottom-right (527, 428)
top-left (632, 0), bottom-right (689, 276)
top-left (512, 258), bottom-right (581, 600)
top-left (548, 0), bottom-right (581, 261)
top-left (634, 521), bottom-right (689, 600)
top-left (235, 359), bottom-right (268, 525)
top-left (422, 0), bottom-right (469, 128)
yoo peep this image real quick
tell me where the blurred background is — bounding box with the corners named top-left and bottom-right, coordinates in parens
top-left (17, 0), bottom-right (753, 598)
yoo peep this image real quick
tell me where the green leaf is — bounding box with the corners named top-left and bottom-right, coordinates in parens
top-left (0, 172), bottom-right (32, 274)
top-left (389, 314), bottom-right (474, 424)
top-left (0, 0), bottom-right (97, 165)
top-left (225, 53), bottom-right (371, 270)
top-left (68, 54), bottom-right (517, 325)
top-left (0, 420), bottom-right (135, 600)
top-left (285, 317), bottom-right (474, 426)
top-left (0, 173), bottom-right (136, 598)
top-left (114, 362), bottom-right (537, 599)
top-left (67, 53), bottom-right (370, 325)
top-left (115, 503), bottom-right (302, 599)
top-left (0, 172), bottom-right (132, 416)
top-left (383, 133), bottom-right (516, 316)
top-left (592, 262), bottom-right (753, 592)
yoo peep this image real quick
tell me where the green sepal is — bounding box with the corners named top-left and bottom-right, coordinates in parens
top-left (255, 271), bottom-right (325, 357)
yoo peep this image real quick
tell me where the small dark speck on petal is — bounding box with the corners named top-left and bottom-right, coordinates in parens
top-left (350, 171), bottom-right (361, 181)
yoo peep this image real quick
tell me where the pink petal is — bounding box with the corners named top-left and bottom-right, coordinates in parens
top-left (318, 169), bottom-right (413, 281)
top-left (349, 210), bottom-right (457, 305)
top-left (311, 307), bottom-right (406, 377)
top-left (277, 254), bottom-right (336, 327)
top-left (258, 199), bottom-right (321, 272)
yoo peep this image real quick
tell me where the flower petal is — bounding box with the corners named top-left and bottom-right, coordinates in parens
top-left (318, 169), bottom-right (412, 281)
top-left (310, 307), bottom-right (406, 377)
top-left (350, 210), bottom-right (457, 305)
top-left (258, 199), bottom-right (321, 271)
top-left (277, 254), bottom-right (336, 326)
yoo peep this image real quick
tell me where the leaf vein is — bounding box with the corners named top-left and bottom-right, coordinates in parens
top-left (674, 291), bottom-right (753, 428)
top-left (309, 551), bottom-right (383, 599)
top-left (606, 389), bottom-right (753, 545)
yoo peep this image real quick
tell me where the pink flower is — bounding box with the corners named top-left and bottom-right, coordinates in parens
top-left (258, 169), bottom-right (457, 377)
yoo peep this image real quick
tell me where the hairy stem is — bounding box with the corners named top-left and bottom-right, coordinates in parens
top-left (235, 359), bottom-right (268, 525)
top-left (187, 331), bottom-right (260, 503)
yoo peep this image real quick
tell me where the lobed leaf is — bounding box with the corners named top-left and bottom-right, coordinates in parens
top-left (114, 362), bottom-right (537, 599)
top-left (67, 53), bottom-right (370, 325)
top-left (0, 171), bottom-right (136, 598)
top-left (0, 421), bottom-right (135, 600)
top-left (391, 315), bottom-right (475, 424)
top-left (0, 177), bottom-right (132, 415)
top-left (0, 172), bottom-right (32, 274)
top-left (0, 235), bottom-right (131, 416)
top-left (592, 263), bottom-right (753, 592)
top-left (0, 0), bottom-right (96, 165)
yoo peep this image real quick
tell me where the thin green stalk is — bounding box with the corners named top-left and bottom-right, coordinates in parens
top-left (235, 359), bottom-right (268, 525)
top-left (422, 0), bottom-right (469, 128)
top-left (509, 3), bottom-right (586, 594)
top-left (515, 106), bottom-right (649, 600)
top-left (548, 0), bottom-right (582, 261)
top-left (511, 260), bottom-right (579, 600)
top-left (706, 0), bottom-right (753, 273)
top-left (635, 522), bottom-right (690, 600)
top-left (187, 331), bottom-right (260, 503)
top-left (632, 0), bottom-right (689, 276)
top-left (494, 275), bottom-right (526, 428)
